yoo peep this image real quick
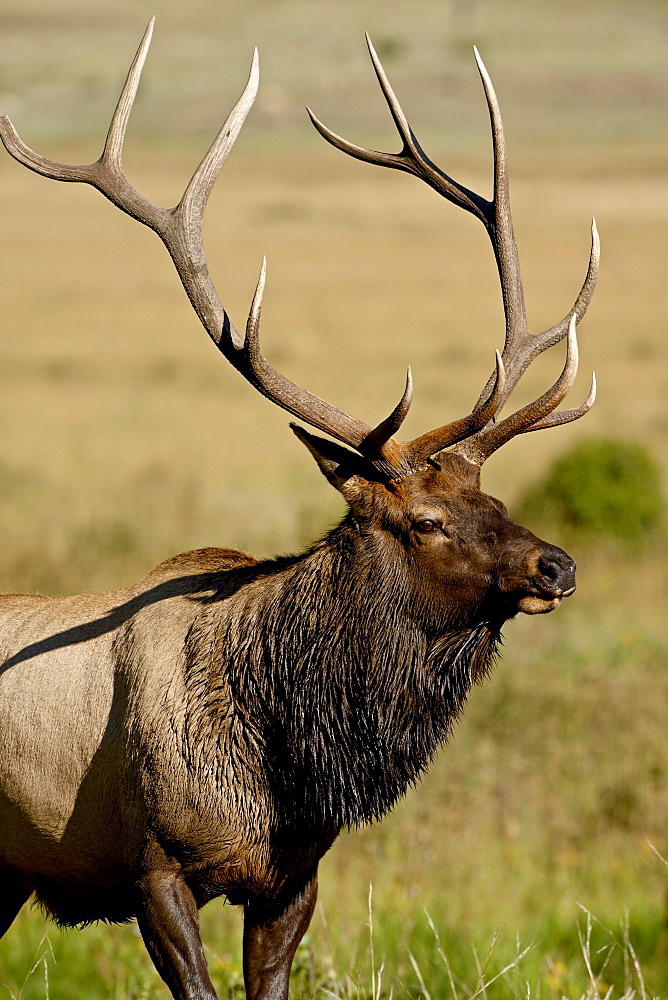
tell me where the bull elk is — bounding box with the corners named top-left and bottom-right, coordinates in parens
top-left (0, 20), bottom-right (598, 1000)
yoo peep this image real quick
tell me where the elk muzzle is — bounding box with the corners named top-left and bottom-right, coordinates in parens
top-left (500, 539), bottom-right (576, 615)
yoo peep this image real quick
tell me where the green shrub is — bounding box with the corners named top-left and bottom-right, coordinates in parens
top-left (516, 438), bottom-right (664, 544)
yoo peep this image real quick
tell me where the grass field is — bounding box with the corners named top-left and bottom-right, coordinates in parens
top-left (0, 0), bottom-right (667, 997)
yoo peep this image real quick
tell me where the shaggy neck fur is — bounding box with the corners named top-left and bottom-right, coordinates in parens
top-left (186, 515), bottom-right (501, 836)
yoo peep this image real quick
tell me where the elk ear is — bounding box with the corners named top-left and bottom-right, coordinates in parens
top-left (290, 424), bottom-right (369, 502)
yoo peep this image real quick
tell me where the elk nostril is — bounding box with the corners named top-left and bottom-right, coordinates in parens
top-left (538, 556), bottom-right (561, 582)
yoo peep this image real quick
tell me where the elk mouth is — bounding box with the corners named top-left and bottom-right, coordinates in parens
top-left (517, 592), bottom-right (565, 615)
top-left (516, 578), bottom-right (576, 615)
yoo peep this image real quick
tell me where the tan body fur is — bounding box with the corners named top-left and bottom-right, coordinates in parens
top-left (0, 548), bottom-right (320, 924)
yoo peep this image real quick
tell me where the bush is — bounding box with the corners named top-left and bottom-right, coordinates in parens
top-left (516, 438), bottom-right (664, 544)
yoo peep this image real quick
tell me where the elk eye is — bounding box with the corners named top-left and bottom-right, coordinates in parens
top-left (414, 519), bottom-right (439, 534)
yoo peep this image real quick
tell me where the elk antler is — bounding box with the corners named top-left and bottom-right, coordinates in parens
top-left (1, 24), bottom-right (595, 478)
top-left (308, 37), bottom-right (598, 466)
top-left (0, 19), bottom-right (429, 479)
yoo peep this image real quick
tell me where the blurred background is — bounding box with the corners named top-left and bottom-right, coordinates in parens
top-left (0, 0), bottom-right (666, 997)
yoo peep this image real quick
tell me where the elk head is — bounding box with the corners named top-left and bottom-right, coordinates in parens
top-left (0, 21), bottom-right (597, 627)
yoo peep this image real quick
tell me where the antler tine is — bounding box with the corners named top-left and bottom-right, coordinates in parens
top-left (408, 351), bottom-right (506, 462)
top-left (307, 38), bottom-right (488, 222)
top-left (470, 216), bottom-right (599, 427)
top-left (173, 48), bottom-right (260, 350)
top-left (101, 17), bottom-right (155, 177)
top-left (473, 47), bottom-right (527, 356)
top-left (455, 315), bottom-right (593, 464)
top-left (363, 368), bottom-right (413, 452)
top-left (306, 106), bottom-right (406, 174)
top-left (524, 372), bottom-right (597, 433)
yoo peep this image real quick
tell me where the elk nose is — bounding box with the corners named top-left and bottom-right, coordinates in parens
top-left (537, 548), bottom-right (576, 596)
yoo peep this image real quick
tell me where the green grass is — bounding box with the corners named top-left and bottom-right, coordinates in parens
top-left (1, 0), bottom-right (667, 997)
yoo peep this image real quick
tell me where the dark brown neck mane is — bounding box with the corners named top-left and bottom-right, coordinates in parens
top-left (181, 516), bottom-right (501, 835)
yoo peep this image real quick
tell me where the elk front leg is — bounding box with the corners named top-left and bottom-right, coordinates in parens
top-left (136, 871), bottom-right (217, 1000)
top-left (243, 872), bottom-right (318, 1000)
